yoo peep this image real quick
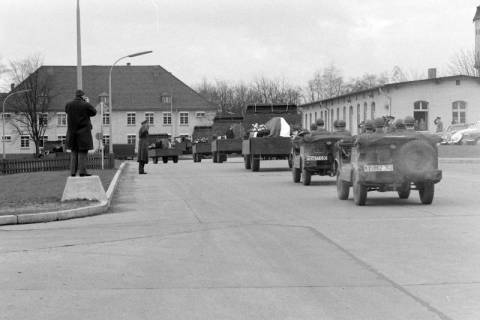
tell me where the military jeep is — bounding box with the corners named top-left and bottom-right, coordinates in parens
top-left (336, 132), bottom-right (442, 205)
top-left (292, 133), bottom-right (350, 185)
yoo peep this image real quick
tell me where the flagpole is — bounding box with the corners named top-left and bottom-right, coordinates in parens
top-left (76, 0), bottom-right (83, 90)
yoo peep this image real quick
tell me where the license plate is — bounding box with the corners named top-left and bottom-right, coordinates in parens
top-left (363, 164), bottom-right (394, 172)
top-left (306, 155), bottom-right (328, 161)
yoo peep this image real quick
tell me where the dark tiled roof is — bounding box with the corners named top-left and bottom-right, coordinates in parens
top-left (13, 65), bottom-right (217, 112)
top-left (474, 6), bottom-right (480, 21)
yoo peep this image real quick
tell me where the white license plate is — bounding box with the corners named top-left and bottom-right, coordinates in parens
top-left (307, 155), bottom-right (328, 161)
top-left (363, 164), bottom-right (394, 172)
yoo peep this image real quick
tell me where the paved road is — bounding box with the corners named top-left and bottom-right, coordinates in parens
top-left (1, 158), bottom-right (479, 320)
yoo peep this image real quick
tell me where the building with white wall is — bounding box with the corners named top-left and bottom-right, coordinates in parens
top-left (300, 74), bottom-right (480, 135)
top-left (1, 65), bottom-right (217, 155)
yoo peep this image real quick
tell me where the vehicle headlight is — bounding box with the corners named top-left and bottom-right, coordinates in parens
top-left (450, 132), bottom-right (462, 143)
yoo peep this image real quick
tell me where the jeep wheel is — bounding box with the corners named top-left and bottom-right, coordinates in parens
top-left (251, 156), bottom-right (260, 172)
top-left (153, 157), bottom-right (158, 164)
top-left (292, 166), bottom-right (301, 183)
top-left (336, 172), bottom-right (349, 200)
top-left (302, 168), bottom-right (311, 185)
top-left (173, 156), bottom-right (178, 163)
top-left (212, 152), bottom-right (218, 163)
top-left (244, 155), bottom-right (251, 169)
top-left (162, 157), bottom-right (168, 164)
top-left (353, 173), bottom-right (367, 206)
top-left (419, 182), bottom-right (435, 204)
top-left (288, 154), bottom-right (293, 169)
top-left (397, 182), bottom-right (411, 199)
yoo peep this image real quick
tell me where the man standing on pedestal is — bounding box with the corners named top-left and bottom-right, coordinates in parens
top-left (65, 89), bottom-right (97, 177)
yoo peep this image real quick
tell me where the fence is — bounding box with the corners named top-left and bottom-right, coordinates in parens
top-left (0, 153), bottom-right (115, 175)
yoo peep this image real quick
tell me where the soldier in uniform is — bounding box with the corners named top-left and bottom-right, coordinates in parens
top-left (373, 117), bottom-right (386, 134)
top-left (310, 123), bottom-right (318, 132)
top-left (393, 119), bottom-right (406, 132)
top-left (363, 120), bottom-right (375, 134)
top-left (333, 120), bottom-right (351, 135)
top-left (315, 118), bottom-right (328, 133)
top-left (137, 120), bottom-right (150, 174)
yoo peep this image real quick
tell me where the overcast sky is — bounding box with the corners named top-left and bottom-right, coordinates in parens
top-left (0, 0), bottom-right (479, 88)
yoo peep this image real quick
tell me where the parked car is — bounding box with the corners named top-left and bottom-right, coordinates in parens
top-left (449, 121), bottom-right (480, 145)
top-left (439, 123), bottom-right (469, 144)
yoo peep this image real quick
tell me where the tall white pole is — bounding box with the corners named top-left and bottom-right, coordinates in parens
top-left (171, 97), bottom-right (173, 141)
top-left (100, 101), bottom-right (104, 169)
top-left (76, 0), bottom-right (83, 90)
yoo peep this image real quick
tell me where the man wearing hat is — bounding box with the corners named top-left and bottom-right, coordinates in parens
top-left (137, 119), bottom-right (150, 174)
top-left (65, 89), bottom-right (97, 177)
top-left (333, 119), bottom-right (351, 135)
top-left (373, 117), bottom-right (386, 134)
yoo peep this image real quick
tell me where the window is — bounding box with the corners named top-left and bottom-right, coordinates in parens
top-left (145, 112), bottom-right (154, 125)
top-left (127, 112), bottom-right (136, 126)
top-left (343, 106), bottom-right (346, 121)
top-left (20, 136), bottom-right (30, 148)
top-left (452, 101), bottom-right (467, 124)
top-left (356, 104), bottom-right (361, 127)
top-left (371, 102), bottom-right (376, 119)
top-left (39, 113), bottom-right (48, 126)
top-left (314, 112), bottom-right (317, 122)
top-left (103, 112), bottom-right (110, 125)
top-left (161, 95), bottom-right (172, 104)
top-left (39, 136), bottom-right (48, 148)
top-left (163, 112), bottom-right (172, 125)
top-left (180, 112), bottom-right (189, 125)
top-left (336, 108), bottom-right (339, 120)
top-left (305, 114), bottom-right (308, 128)
top-left (58, 135), bottom-right (66, 145)
top-left (1, 113), bottom-right (11, 120)
top-left (102, 135), bottom-right (110, 147)
top-left (57, 113), bottom-right (67, 126)
top-left (195, 111), bottom-right (206, 117)
top-left (309, 113), bottom-right (312, 126)
top-left (1, 135), bottom-right (11, 142)
top-left (363, 102), bottom-right (367, 121)
top-left (127, 134), bottom-right (136, 145)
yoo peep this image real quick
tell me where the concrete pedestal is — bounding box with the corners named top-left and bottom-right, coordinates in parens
top-left (61, 176), bottom-right (107, 202)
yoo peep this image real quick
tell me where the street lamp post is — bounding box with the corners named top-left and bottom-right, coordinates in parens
top-left (2, 89), bottom-right (31, 160)
top-left (108, 50), bottom-right (153, 155)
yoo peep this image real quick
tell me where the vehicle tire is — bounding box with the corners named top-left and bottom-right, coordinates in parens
top-left (244, 155), bottom-right (251, 169)
top-left (153, 157), bottom-right (158, 164)
top-left (217, 152), bottom-right (223, 163)
top-left (419, 182), bottom-right (434, 204)
top-left (397, 181), bottom-right (411, 199)
top-left (288, 153), bottom-right (293, 169)
top-left (162, 157), bottom-right (168, 164)
top-left (212, 152), bottom-right (218, 163)
top-left (397, 140), bottom-right (435, 177)
top-left (221, 154), bottom-right (227, 162)
top-left (336, 171), bottom-right (349, 200)
top-left (292, 166), bottom-right (301, 183)
top-left (251, 156), bottom-right (260, 172)
top-left (302, 168), bottom-right (311, 186)
top-left (173, 156), bottom-right (178, 163)
top-left (353, 172), bottom-right (367, 206)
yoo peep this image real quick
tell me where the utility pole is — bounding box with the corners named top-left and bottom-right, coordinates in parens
top-left (76, 0), bottom-right (83, 90)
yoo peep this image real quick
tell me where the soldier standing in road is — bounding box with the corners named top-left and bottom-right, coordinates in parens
top-left (65, 90), bottom-right (97, 177)
top-left (137, 120), bottom-right (150, 174)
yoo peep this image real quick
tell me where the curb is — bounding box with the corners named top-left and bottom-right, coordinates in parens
top-left (0, 162), bottom-right (127, 226)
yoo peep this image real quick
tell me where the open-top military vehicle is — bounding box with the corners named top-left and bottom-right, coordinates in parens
top-left (336, 132), bottom-right (442, 205)
top-left (291, 133), bottom-right (350, 185)
top-left (242, 104), bottom-right (301, 172)
top-left (192, 126), bottom-right (213, 163)
top-left (211, 114), bottom-right (244, 163)
top-left (148, 134), bottom-right (181, 164)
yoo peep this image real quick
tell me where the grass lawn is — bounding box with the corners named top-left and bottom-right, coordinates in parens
top-left (0, 169), bottom-right (117, 216)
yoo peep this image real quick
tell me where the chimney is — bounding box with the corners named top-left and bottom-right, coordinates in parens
top-left (428, 68), bottom-right (437, 79)
top-left (10, 83), bottom-right (14, 91)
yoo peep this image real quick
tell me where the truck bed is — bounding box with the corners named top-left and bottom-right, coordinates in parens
top-left (242, 137), bottom-right (292, 155)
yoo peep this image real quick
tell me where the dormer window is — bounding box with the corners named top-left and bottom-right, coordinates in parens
top-left (161, 95), bottom-right (172, 104)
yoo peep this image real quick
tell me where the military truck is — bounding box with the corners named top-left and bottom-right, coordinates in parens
top-left (336, 132), bottom-right (442, 205)
top-left (242, 104), bottom-right (301, 172)
top-left (291, 133), bottom-right (350, 185)
top-left (192, 126), bottom-right (213, 163)
top-left (148, 134), bottom-right (181, 163)
top-left (211, 114), bottom-right (244, 163)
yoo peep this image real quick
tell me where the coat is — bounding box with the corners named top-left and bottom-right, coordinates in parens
top-left (65, 97), bottom-right (97, 151)
top-left (137, 125), bottom-right (149, 163)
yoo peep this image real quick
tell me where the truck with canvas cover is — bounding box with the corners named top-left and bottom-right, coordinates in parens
top-left (147, 133), bottom-right (181, 164)
top-left (211, 114), bottom-right (244, 163)
top-left (242, 104), bottom-right (301, 172)
top-left (291, 132), bottom-right (351, 185)
top-left (335, 132), bottom-right (442, 205)
top-left (192, 126), bottom-right (213, 163)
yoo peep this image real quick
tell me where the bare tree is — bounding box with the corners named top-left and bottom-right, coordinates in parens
top-left (447, 49), bottom-right (479, 76)
top-left (304, 64), bottom-right (345, 102)
top-left (6, 54), bottom-right (54, 157)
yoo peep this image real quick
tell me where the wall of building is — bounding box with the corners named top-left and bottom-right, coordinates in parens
top-left (301, 78), bottom-right (480, 135)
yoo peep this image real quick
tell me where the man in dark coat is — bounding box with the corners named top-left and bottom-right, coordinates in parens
top-left (137, 119), bottom-right (150, 174)
top-left (65, 90), bottom-right (97, 176)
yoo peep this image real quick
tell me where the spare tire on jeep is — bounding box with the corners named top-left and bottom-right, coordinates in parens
top-left (396, 140), bottom-right (435, 178)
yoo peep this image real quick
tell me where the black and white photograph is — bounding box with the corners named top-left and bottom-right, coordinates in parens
top-left (1, 0), bottom-right (480, 319)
